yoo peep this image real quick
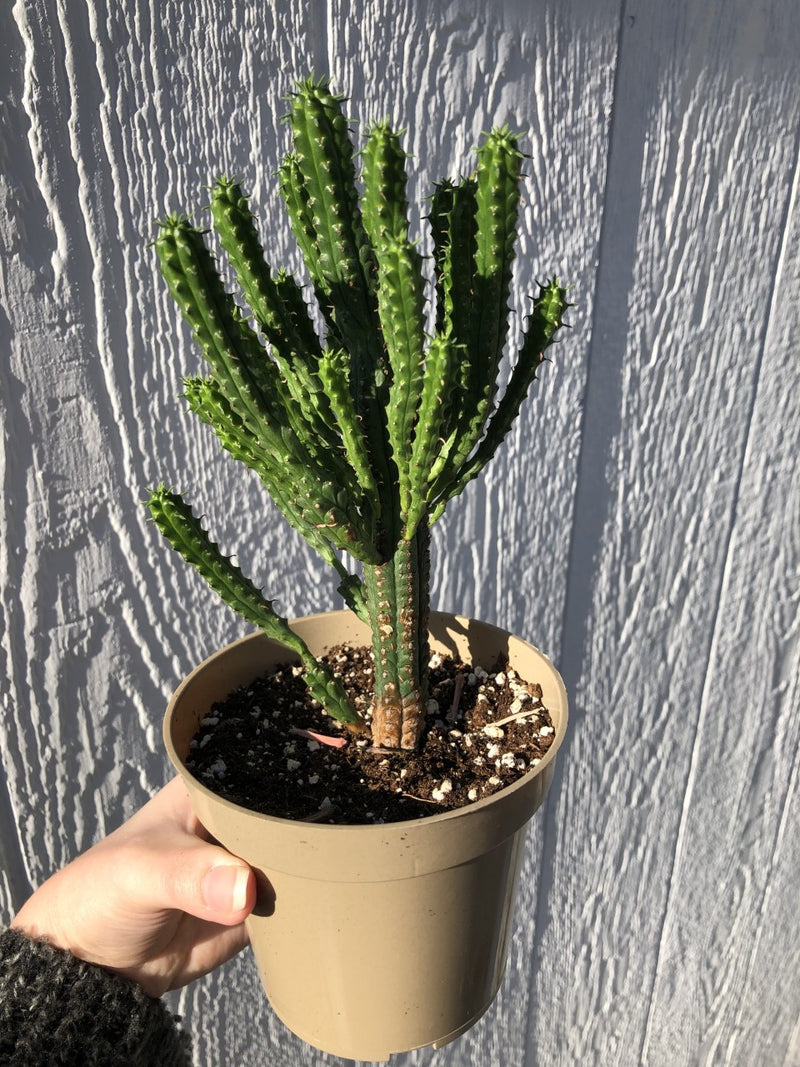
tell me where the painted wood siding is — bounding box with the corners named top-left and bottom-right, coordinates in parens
top-left (1, 2), bottom-right (797, 1064)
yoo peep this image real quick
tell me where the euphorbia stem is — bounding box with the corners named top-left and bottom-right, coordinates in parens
top-left (150, 77), bottom-right (569, 758)
top-left (365, 520), bottom-right (431, 749)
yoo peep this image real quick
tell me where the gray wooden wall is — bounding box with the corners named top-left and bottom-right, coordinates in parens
top-left (1, 1), bottom-right (798, 1064)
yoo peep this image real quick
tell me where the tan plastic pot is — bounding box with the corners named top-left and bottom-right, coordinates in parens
top-left (164, 610), bottom-right (568, 1062)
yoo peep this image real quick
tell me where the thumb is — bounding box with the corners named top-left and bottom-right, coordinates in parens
top-left (141, 838), bottom-right (256, 925)
top-left (99, 778), bottom-right (257, 926)
top-left (199, 855), bottom-right (255, 920)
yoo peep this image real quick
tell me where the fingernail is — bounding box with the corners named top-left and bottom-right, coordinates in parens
top-left (203, 863), bottom-right (250, 913)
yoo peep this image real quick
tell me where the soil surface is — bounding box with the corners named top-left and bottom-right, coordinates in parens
top-left (186, 644), bottom-right (556, 825)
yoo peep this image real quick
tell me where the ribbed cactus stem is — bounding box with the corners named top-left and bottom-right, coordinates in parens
top-left (406, 333), bottom-right (458, 538)
top-left (147, 487), bottom-right (366, 731)
top-left (430, 129), bottom-right (524, 498)
top-left (363, 524), bottom-right (431, 750)
top-left (280, 81), bottom-right (397, 552)
top-left (428, 277), bottom-right (569, 520)
top-left (430, 177), bottom-right (477, 344)
top-left (209, 178), bottom-right (338, 454)
top-left (318, 347), bottom-right (381, 519)
top-left (361, 123), bottom-right (426, 521)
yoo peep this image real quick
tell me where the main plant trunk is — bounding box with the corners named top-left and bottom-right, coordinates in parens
top-left (363, 519), bottom-right (431, 749)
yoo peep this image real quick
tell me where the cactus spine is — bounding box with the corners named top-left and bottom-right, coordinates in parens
top-left (148, 76), bottom-right (568, 751)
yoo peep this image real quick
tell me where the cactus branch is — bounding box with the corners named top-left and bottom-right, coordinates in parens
top-left (285, 79), bottom-right (378, 336)
top-left (318, 347), bottom-right (381, 517)
top-left (182, 375), bottom-right (368, 619)
top-left (430, 177), bottom-right (478, 348)
top-left (155, 218), bottom-right (274, 434)
top-left (147, 486), bottom-right (365, 729)
top-left (210, 178), bottom-right (338, 451)
top-left (277, 152), bottom-right (321, 282)
top-left (282, 81), bottom-right (397, 549)
top-left (428, 129), bottom-right (524, 500)
top-left (405, 332), bottom-right (460, 538)
top-left (429, 278), bottom-right (569, 520)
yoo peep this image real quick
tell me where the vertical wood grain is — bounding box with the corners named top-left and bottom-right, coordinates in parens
top-left (531, 2), bottom-right (800, 1065)
top-left (1, 0), bottom-right (798, 1065)
top-left (1, 2), bottom-right (336, 1061)
top-left (641, 150), bottom-right (800, 1067)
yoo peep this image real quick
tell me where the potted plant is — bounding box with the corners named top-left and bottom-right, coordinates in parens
top-left (148, 75), bottom-right (570, 1060)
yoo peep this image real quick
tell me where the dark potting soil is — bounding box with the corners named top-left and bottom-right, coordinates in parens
top-left (185, 645), bottom-right (556, 825)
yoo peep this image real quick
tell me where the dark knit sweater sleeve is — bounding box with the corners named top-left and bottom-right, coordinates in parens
top-left (0, 928), bottom-right (191, 1066)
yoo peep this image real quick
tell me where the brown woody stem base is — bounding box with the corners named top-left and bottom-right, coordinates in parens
top-left (364, 520), bottom-right (431, 750)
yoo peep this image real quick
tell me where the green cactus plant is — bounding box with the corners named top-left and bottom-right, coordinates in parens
top-left (147, 76), bottom-right (568, 752)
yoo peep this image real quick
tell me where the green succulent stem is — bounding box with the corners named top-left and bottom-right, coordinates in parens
top-left (147, 487), bottom-right (366, 731)
top-left (149, 75), bottom-right (567, 754)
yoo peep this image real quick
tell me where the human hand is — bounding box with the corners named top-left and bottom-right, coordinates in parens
top-left (11, 776), bottom-right (255, 997)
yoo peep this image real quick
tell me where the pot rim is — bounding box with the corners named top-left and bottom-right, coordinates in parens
top-left (164, 609), bottom-right (568, 837)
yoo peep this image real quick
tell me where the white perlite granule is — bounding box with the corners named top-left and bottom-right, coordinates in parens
top-left (431, 779), bottom-right (453, 803)
top-left (482, 725), bottom-right (505, 739)
top-left (207, 758), bottom-right (226, 779)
